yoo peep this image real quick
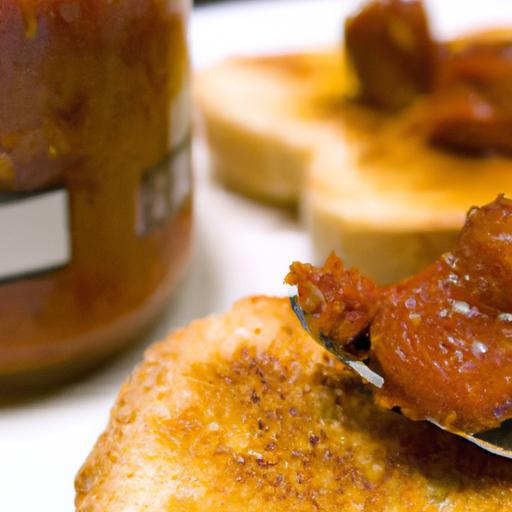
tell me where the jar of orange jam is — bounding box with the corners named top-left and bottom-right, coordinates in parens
top-left (0, 0), bottom-right (192, 388)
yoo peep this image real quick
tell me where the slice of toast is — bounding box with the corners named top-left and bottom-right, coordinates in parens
top-left (195, 51), bottom-right (512, 282)
top-left (76, 296), bottom-right (512, 511)
top-left (195, 51), bottom-right (350, 206)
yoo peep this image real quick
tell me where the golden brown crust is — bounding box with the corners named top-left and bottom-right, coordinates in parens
top-left (76, 296), bottom-right (512, 511)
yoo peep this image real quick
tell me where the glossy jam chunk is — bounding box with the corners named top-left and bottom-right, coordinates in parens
top-left (427, 37), bottom-right (512, 154)
top-left (453, 195), bottom-right (512, 310)
top-left (373, 258), bottom-right (512, 433)
top-left (345, 0), bottom-right (436, 110)
top-left (345, 0), bottom-right (512, 154)
top-left (289, 196), bottom-right (512, 433)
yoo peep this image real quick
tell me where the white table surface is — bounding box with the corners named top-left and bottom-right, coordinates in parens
top-left (2, 1), bottom-right (512, 510)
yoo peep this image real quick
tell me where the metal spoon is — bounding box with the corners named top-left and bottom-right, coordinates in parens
top-left (290, 295), bottom-right (512, 459)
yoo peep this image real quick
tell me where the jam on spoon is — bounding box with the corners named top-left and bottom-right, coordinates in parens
top-left (286, 195), bottom-right (512, 457)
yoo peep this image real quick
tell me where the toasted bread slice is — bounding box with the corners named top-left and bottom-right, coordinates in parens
top-left (195, 52), bottom-right (349, 206)
top-left (305, 92), bottom-right (512, 282)
top-left (76, 296), bottom-right (512, 511)
top-left (195, 51), bottom-right (512, 282)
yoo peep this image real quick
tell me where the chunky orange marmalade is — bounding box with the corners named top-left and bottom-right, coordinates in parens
top-left (287, 196), bottom-right (512, 434)
top-left (346, 0), bottom-right (512, 154)
top-left (0, 0), bottom-right (192, 387)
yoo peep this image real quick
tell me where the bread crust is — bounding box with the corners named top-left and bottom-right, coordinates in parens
top-left (76, 296), bottom-right (512, 511)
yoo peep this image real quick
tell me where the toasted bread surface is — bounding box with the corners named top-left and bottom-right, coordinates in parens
top-left (76, 297), bottom-right (512, 511)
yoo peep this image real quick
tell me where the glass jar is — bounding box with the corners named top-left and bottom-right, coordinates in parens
top-left (0, 0), bottom-right (192, 388)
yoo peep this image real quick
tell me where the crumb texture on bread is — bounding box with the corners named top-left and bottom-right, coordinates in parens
top-left (76, 297), bottom-right (512, 511)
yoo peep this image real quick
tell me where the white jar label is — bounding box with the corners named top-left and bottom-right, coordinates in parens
top-left (136, 141), bottom-right (191, 236)
top-left (0, 189), bottom-right (71, 282)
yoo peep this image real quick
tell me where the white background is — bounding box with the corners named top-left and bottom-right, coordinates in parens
top-left (2, 1), bottom-right (512, 510)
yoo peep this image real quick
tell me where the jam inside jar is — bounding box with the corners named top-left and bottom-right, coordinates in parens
top-left (0, 0), bottom-right (192, 388)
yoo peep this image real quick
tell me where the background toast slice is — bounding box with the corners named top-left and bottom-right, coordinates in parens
top-left (196, 51), bottom-right (512, 282)
top-left (195, 51), bottom-right (349, 206)
top-left (76, 296), bottom-right (512, 511)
